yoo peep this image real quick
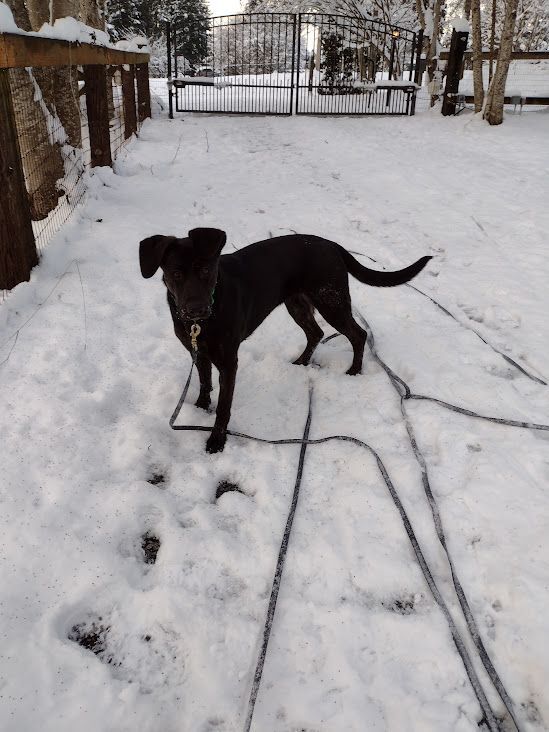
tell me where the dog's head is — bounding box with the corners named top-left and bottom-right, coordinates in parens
top-left (139, 228), bottom-right (226, 321)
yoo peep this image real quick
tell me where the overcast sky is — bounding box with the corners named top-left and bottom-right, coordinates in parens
top-left (208, 0), bottom-right (243, 15)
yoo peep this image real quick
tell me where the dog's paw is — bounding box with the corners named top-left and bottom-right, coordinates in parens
top-left (346, 366), bottom-right (362, 376)
top-left (195, 394), bottom-right (211, 411)
top-left (206, 429), bottom-right (227, 454)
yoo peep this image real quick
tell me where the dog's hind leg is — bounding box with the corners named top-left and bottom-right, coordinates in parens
top-left (195, 354), bottom-right (213, 410)
top-left (311, 298), bottom-right (366, 375)
top-left (285, 295), bottom-right (324, 366)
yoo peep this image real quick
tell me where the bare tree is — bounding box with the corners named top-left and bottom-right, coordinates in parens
top-left (471, 0), bottom-right (483, 111)
top-left (483, 0), bottom-right (519, 124)
top-left (416, 0), bottom-right (445, 105)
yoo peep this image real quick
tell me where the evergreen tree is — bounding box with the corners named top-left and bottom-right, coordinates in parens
top-left (107, 0), bottom-right (147, 40)
top-left (160, 0), bottom-right (210, 72)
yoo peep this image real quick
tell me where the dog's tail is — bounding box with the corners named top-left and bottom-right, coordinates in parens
top-left (339, 248), bottom-right (432, 287)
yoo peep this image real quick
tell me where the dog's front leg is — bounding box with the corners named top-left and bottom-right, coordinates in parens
top-left (195, 354), bottom-right (212, 410)
top-left (206, 355), bottom-right (238, 454)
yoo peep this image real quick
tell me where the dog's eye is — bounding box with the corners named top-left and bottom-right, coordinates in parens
top-left (173, 271), bottom-right (183, 281)
top-left (200, 267), bottom-right (209, 279)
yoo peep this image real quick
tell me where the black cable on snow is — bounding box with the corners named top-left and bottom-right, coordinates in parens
top-left (168, 358), bottom-right (196, 427)
top-left (408, 394), bottom-right (549, 431)
top-left (170, 385), bottom-right (503, 731)
top-left (354, 310), bottom-right (522, 731)
top-left (243, 384), bottom-right (313, 732)
top-left (166, 249), bottom-right (549, 730)
top-left (405, 283), bottom-right (547, 387)
top-left (346, 248), bottom-right (547, 387)
top-left (323, 330), bottom-right (549, 433)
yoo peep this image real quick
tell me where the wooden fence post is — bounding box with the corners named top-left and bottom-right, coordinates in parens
top-left (121, 64), bottom-right (137, 139)
top-left (84, 64), bottom-right (112, 167)
top-left (442, 29), bottom-right (469, 116)
top-left (0, 68), bottom-right (38, 290)
top-left (136, 63), bottom-right (151, 124)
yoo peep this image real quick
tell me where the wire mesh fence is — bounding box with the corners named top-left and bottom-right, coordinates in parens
top-left (2, 62), bottom-right (142, 302)
top-left (110, 67), bottom-right (128, 158)
top-left (458, 57), bottom-right (549, 111)
top-left (8, 67), bottom-right (91, 261)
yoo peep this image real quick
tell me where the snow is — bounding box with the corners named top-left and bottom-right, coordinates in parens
top-left (0, 1), bottom-right (17, 33)
top-left (36, 17), bottom-right (110, 46)
top-left (117, 35), bottom-right (150, 53)
top-left (0, 3), bottom-right (135, 48)
top-left (1, 107), bottom-right (549, 732)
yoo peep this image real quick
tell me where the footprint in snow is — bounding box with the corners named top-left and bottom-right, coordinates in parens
top-left (142, 531), bottom-right (161, 565)
top-left (521, 699), bottom-right (543, 725)
top-left (69, 613), bottom-right (185, 693)
top-left (484, 363), bottom-right (516, 380)
top-left (147, 468), bottom-right (167, 487)
top-left (382, 593), bottom-right (424, 615)
top-left (215, 480), bottom-right (245, 502)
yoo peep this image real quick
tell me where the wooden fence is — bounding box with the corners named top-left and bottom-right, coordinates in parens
top-left (0, 33), bottom-right (151, 292)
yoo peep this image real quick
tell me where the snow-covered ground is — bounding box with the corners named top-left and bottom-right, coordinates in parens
top-left (1, 107), bottom-right (549, 732)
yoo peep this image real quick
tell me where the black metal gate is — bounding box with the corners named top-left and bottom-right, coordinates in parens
top-left (296, 14), bottom-right (420, 115)
top-left (167, 13), bottom-right (422, 117)
top-left (168, 13), bottom-right (297, 116)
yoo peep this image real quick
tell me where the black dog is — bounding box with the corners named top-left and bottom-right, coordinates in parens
top-left (140, 228), bottom-right (431, 453)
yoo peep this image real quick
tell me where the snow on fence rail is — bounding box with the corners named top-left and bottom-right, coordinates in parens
top-left (0, 30), bottom-right (151, 297)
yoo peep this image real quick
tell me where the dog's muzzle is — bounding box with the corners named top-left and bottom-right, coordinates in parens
top-left (180, 306), bottom-right (212, 321)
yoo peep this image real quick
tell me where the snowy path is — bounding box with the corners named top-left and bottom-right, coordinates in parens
top-left (1, 110), bottom-right (549, 732)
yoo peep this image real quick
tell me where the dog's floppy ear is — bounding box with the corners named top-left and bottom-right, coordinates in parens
top-left (188, 228), bottom-right (227, 259)
top-left (139, 235), bottom-right (175, 278)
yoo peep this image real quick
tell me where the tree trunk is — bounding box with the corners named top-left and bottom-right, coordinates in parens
top-left (416, 0), bottom-right (444, 107)
top-left (488, 0), bottom-right (497, 83)
top-left (0, 69), bottom-right (38, 289)
top-left (463, 0), bottom-right (472, 20)
top-left (79, 0), bottom-right (104, 30)
top-left (483, 0), bottom-right (519, 125)
top-left (9, 68), bottom-right (65, 220)
top-left (6, 0), bottom-right (77, 221)
top-left (428, 0), bottom-right (442, 106)
top-left (471, 0), bottom-right (484, 112)
top-left (4, 0), bottom-right (107, 225)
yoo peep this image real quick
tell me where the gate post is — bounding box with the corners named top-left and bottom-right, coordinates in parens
top-left (385, 29), bottom-right (401, 108)
top-left (294, 14), bottom-right (301, 114)
top-left (136, 63), bottom-right (151, 123)
top-left (166, 21), bottom-right (174, 119)
top-left (410, 28), bottom-right (424, 116)
top-left (413, 29), bottom-right (424, 85)
top-left (442, 28), bottom-right (469, 116)
top-left (0, 68), bottom-right (38, 290)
